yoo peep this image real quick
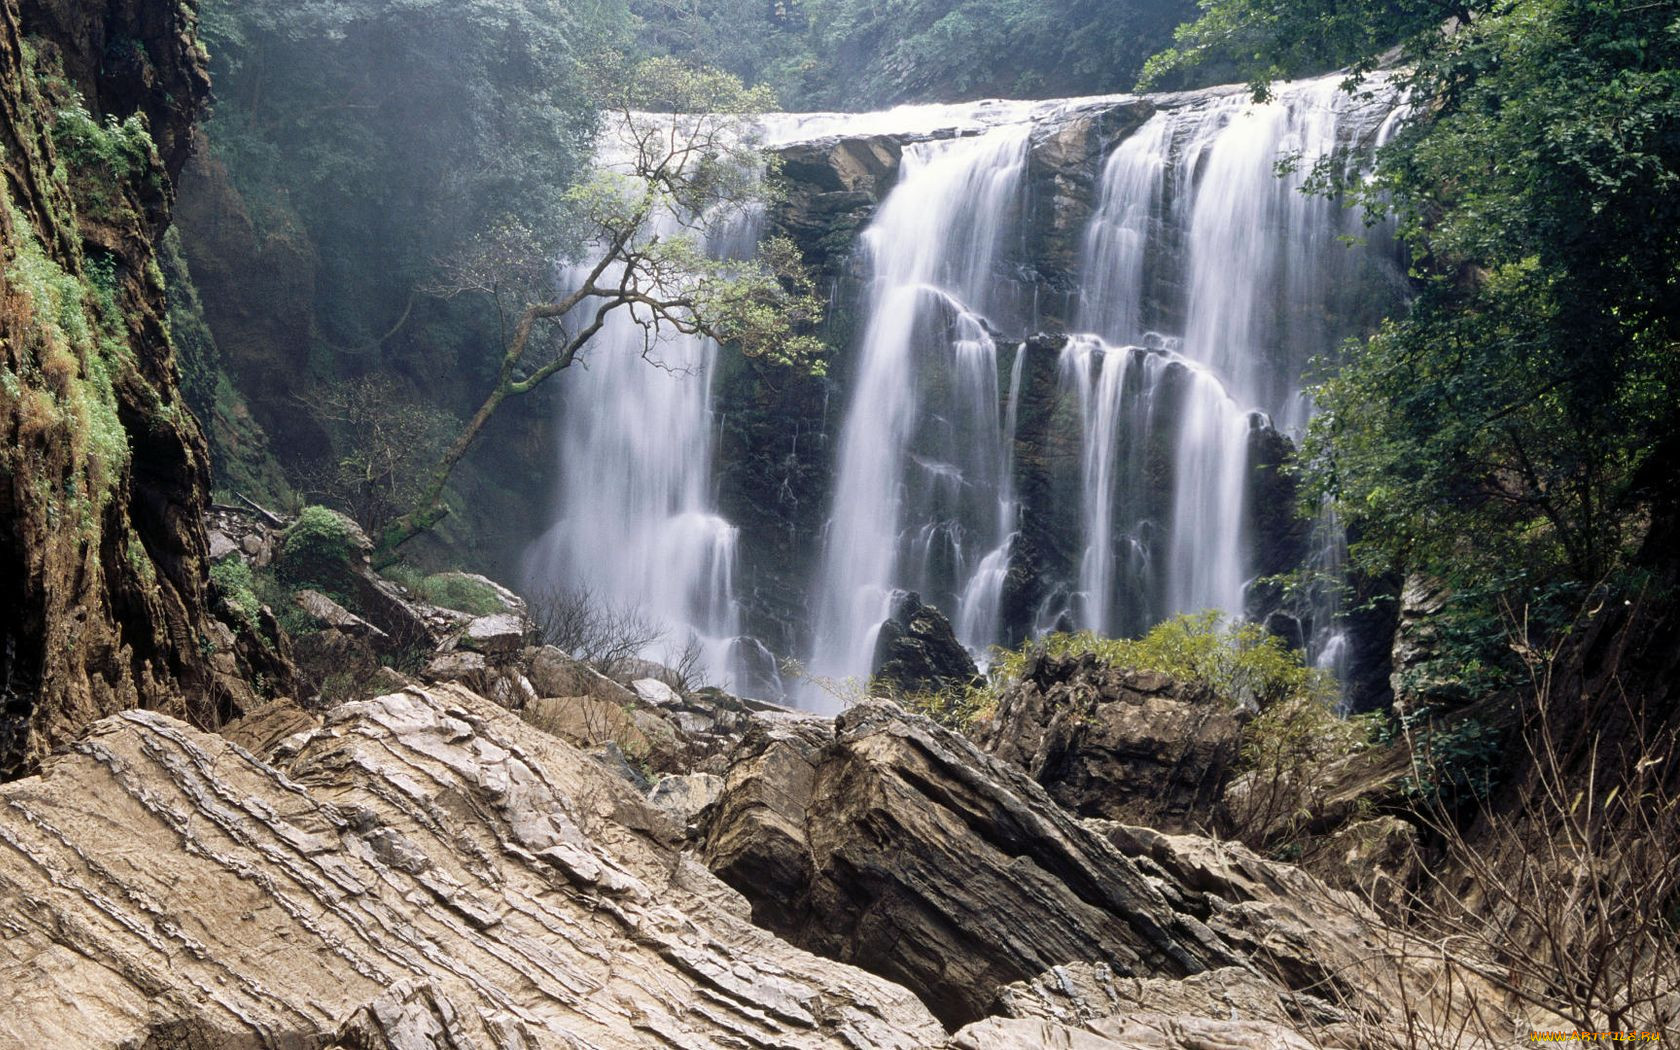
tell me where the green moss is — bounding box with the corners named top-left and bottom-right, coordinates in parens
top-left (125, 530), bottom-right (157, 586)
top-left (2, 196), bottom-right (131, 525)
top-left (383, 565), bottom-right (506, 616)
top-left (279, 505), bottom-right (360, 577)
top-left (210, 558), bottom-right (261, 627)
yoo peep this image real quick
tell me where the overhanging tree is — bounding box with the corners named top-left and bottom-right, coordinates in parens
top-left (375, 59), bottom-right (824, 561)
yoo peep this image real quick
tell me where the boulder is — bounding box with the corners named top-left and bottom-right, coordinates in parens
top-left (648, 772), bottom-right (727, 827)
top-left (870, 591), bottom-right (979, 696)
top-left (974, 651), bottom-right (1242, 831)
top-left (0, 687), bottom-right (947, 1049)
top-left (295, 588), bottom-right (391, 644)
top-left (778, 135), bottom-right (903, 196)
top-left (701, 700), bottom-right (1240, 1027)
top-left (421, 650), bottom-right (536, 712)
top-left (459, 612), bottom-right (529, 655)
top-left (207, 529), bottom-right (240, 562)
top-left (774, 135), bottom-right (903, 277)
top-left (521, 695), bottom-right (649, 756)
top-left (1306, 816), bottom-right (1422, 913)
top-left (525, 645), bottom-right (639, 706)
top-left (702, 718), bottom-right (833, 930)
top-left (432, 570), bottom-right (529, 618)
top-left (631, 677), bottom-right (683, 707)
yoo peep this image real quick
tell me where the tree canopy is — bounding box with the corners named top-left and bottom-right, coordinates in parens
top-left (631, 0), bottom-right (1199, 109)
top-left (200, 0), bottom-right (630, 346)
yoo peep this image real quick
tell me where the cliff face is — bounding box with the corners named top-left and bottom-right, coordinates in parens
top-left (0, 0), bottom-right (217, 777)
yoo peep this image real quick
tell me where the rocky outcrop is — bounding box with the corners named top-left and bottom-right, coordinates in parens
top-left (0, 685), bottom-right (948, 1048)
top-left (974, 649), bottom-right (1242, 831)
top-left (1, 0), bottom-right (231, 778)
top-left (955, 964), bottom-right (1327, 1049)
top-left (871, 590), bottom-right (979, 695)
top-left (1022, 101), bottom-right (1154, 325)
top-left (701, 699), bottom-right (1243, 1026)
top-left (774, 134), bottom-right (902, 279)
top-left (1390, 574), bottom-right (1456, 709)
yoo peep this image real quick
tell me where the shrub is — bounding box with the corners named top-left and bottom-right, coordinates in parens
top-left (894, 682), bottom-right (997, 729)
top-left (1397, 711), bottom-right (1504, 807)
top-left (49, 99), bottom-right (159, 221)
top-left (991, 611), bottom-right (1336, 711)
top-left (279, 506), bottom-right (359, 572)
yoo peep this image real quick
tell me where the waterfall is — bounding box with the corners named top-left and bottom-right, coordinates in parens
top-left (1063, 77), bottom-right (1402, 646)
top-left (953, 340), bottom-right (1029, 656)
top-left (518, 75), bottom-right (1404, 704)
top-left (800, 73), bottom-right (1402, 693)
top-left (803, 126), bottom-right (1031, 703)
top-left (524, 209), bottom-right (760, 687)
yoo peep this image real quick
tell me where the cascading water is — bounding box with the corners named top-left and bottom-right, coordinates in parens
top-left (953, 340), bottom-right (1029, 655)
top-left (1061, 77), bottom-right (1403, 649)
top-left (803, 127), bottom-right (1031, 703)
top-left (521, 74), bottom-right (1404, 705)
top-left (803, 73), bottom-right (1403, 692)
top-left (524, 208), bottom-right (761, 687)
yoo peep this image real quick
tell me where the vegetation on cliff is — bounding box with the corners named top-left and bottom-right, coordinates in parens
top-left (632, 0), bottom-right (1202, 107)
top-left (0, 0), bottom-right (235, 776)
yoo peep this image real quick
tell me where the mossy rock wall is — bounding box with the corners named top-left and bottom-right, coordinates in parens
top-left (1, 0), bottom-right (224, 777)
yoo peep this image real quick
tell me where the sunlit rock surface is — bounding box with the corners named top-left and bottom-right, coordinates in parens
top-left (0, 686), bottom-right (945, 1048)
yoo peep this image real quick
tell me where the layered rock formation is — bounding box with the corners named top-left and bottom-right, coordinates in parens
top-left (0, 686), bottom-right (948, 1048)
top-left (701, 697), bottom-right (1247, 1027)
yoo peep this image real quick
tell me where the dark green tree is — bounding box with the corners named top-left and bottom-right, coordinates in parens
top-left (632, 0), bottom-right (1198, 109)
top-left (200, 0), bottom-right (630, 350)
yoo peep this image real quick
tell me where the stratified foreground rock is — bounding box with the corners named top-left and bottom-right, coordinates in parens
top-left (700, 699), bottom-right (1244, 1026)
top-left (973, 650), bottom-right (1242, 831)
top-left (0, 686), bottom-right (946, 1049)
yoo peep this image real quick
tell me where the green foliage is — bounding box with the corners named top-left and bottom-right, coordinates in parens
top-left (2, 195), bottom-right (130, 524)
top-left (894, 681), bottom-right (996, 729)
top-left (210, 558), bottom-right (262, 628)
top-left (1396, 710), bottom-right (1504, 807)
top-left (1302, 0), bottom-right (1679, 640)
top-left (279, 505), bottom-right (360, 579)
top-left (49, 98), bottom-right (159, 222)
top-left (1140, 0), bottom-right (1456, 95)
top-left (200, 0), bottom-right (630, 349)
top-left (991, 612), bottom-right (1337, 711)
top-left (383, 565), bottom-right (505, 616)
top-left (635, 0), bottom-right (1198, 108)
top-left (1143, 0), bottom-right (1680, 667)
